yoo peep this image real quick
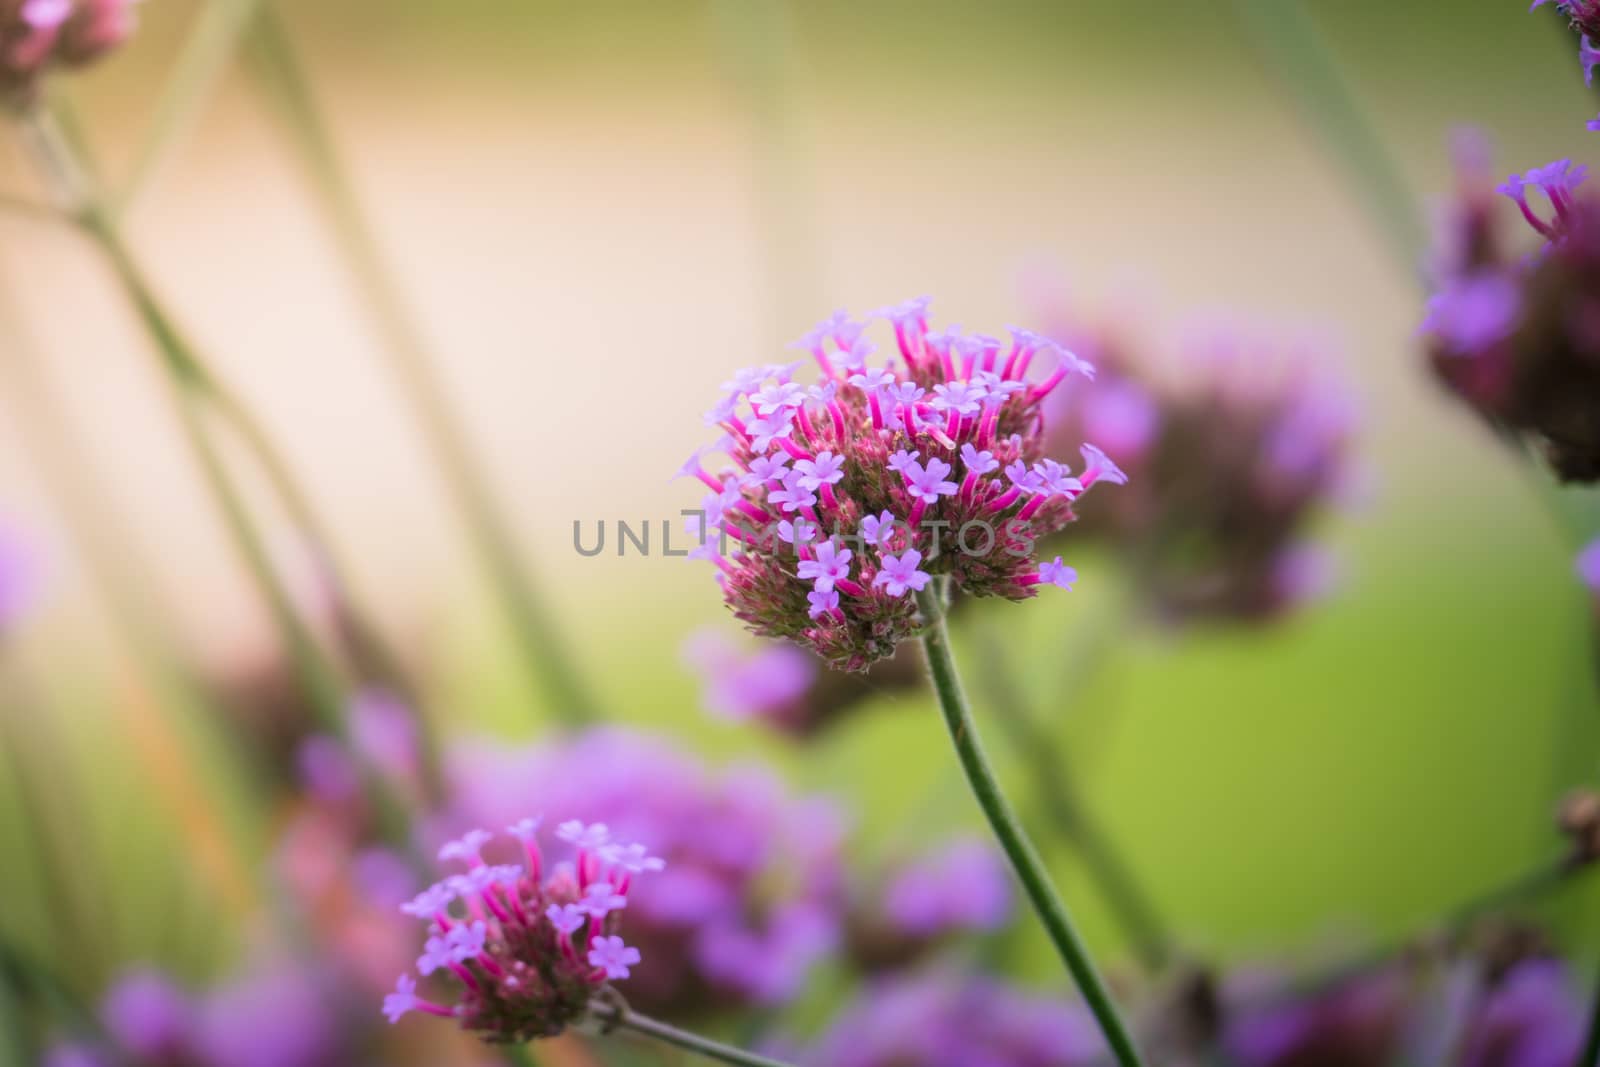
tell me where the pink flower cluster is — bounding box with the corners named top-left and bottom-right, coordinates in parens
top-left (1424, 144), bottom-right (1600, 482)
top-left (682, 300), bottom-right (1124, 669)
top-left (384, 819), bottom-right (662, 1042)
top-left (442, 728), bottom-right (848, 1017)
top-left (0, 0), bottom-right (138, 100)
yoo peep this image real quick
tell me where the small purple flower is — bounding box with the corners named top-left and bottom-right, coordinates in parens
top-left (850, 368), bottom-right (897, 392)
top-left (778, 517), bottom-right (818, 547)
top-left (747, 410), bottom-right (796, 452)
top-left (959, 443), bottom-right (999, 476)
top-left (401, 882), bottom-right (457, 919)
top-left (1030, 458), bottom-right (1082, 496)
top-left (383, 974), bottom-right (420, 1024)
top-left (579, 881), bottom-right (629, 917)
top-left (751, 381), bottom-right (806, 414)
top-left (438, 829), bottom-right (492, 867)
top-left (1038, 557), bottom-right (1077, 590)
top-left (808, 588), bottom-right (841, 619)
top-left (102, 969), bottom-right (191, 1061)
top-left (602, 841), bottom-right (667, 874)
top-left (797, 540), bottom-right (853, 593)
top-left (858, 511), bottom-right (899, 548)
top-left (795, 451), bottom-right (846, 490)
top-left (546, 903), bottom-right (586, 935)
top-left (903, 458), bottom-right (959, 504)
top-left (747, 453), bottom-right (791, 484)
top-left (769, 470), bottom-right (818, 514)
top-left (557, 820), bottom-right (611, 851)
top-left (873, 550), bottom-right (931, 597)
top-left (1578, 537), bottom-right (1600, 592)
top-left (887, 449), bottom-right (920, 474)
top-left (1079, 444), bottom-right (1128, 487)
top-left (931, 381), bottom-right (988, 416)
top-left (587, 936), bottom-right (642, 980)
top-left (507, 816), bottom-right (543, 843)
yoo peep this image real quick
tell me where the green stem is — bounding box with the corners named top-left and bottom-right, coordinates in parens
top-left (591, 1003), bottom-right (797, 1067)
top-left (17, 103), bottom-right (418, 845)
top-left (242, 4), bottom-right (602, 728)
top-left (913, 586), bottom-right (1147, 1067)
top-left (971, 622), bottom-right (1174, 973)
top-left (113, 0), bottom-right (268, 218)
top-left (1228, 0), bottom-right (1427, 274)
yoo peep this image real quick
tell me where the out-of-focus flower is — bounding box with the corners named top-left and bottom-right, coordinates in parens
top-left (805, 968), bottom-right (1104, 1067)
top-left (0, 0), bottom-right (138, 103)
top-left (192, 964), bottom-right (346, 1067)
top-left (848, 837), bottom-right (1012, 970)
top-left (441, 728), bottom-right (847, 1018)
top-left (386, 820), bottom-right (661, 1043)
top-left (0, 517), bottom-right (40, 635)
top-left (1423, 144), bottom-right (1600, 482)
top-left (1534, 3), bottom-right (1600, 96)
top-left (681, 300), bottom-right (1120, 670)
top-left (1220, 968), bottom-right (1419, 1067)
top-left (1037, 314), bottom-right (1357, 626)
top-left (1455, 959), bottom-right (1586, 1067)
top-left (63, 961), bottom-right (352, 1067)
top-left (101, 968), bottom-right (192, 1061)
top-left (682, 628), bottom-right (924, 738)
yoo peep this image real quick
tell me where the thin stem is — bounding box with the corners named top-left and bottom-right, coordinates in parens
top-left (971, 621), bottom-right (1174, 973)
top-left (591, 1002), bottom-right (797, 1067)
top-left (913, 585), bottom-right (1148, 1067)
top-left (242, 5), bottom-right (602, 728)
top-left (113, 0), bottom-right (267, 217)
top-left (1228, 0), bottom-right (1428, 276)
top-left (16, 103), bottom-right (422, 849)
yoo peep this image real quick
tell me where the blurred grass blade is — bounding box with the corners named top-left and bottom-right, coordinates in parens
top-left (1229, 0), bottom-right (1428, 277)
top-left (243, 6), bottom-right (604, 728)
top-left (115, 0), bottom-right (267, 218)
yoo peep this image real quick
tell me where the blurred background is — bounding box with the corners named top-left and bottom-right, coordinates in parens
top-left (0, 0), bottom-right (1597, 1056)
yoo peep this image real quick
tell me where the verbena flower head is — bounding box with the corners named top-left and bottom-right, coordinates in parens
top-left (0, 0), bottom-right (138, 103)
top-left (805, 968), bottom-right (1104, 1067)
top-left (386, 818), bottom-right (662, 1042)
top-left (1038, 312), bottom-right (1356, 625)
top-left (682, 300), bottom-right (1118, 669)
top-left (847, 836), bottom-right (1013, 971)
top-left (1221, 967), bottom-right (1418, 1067)
top-left (1424, 141), bottom-right (1600, 481)
top-left (1454, 959), bottom-right (1585, 1067)
top-left (1534, 2), bottom-right (1600, 85)
top-left (443, 728), bottom-right (846, 1017)
top-left (684, 628), bottom-right (926, 738)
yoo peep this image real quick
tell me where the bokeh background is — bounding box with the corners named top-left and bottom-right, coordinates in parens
top-left (0, 0), bottom-right (1597, 1026)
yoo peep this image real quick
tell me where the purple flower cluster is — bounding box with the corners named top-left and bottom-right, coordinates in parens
top-left (1533, 0), bottom-right (1600, 129)
top-left (681, 300), bottom-right (1122, 669)
top-left (385, 818), bottom-right (661, 1042)
top-left (1424, 144), bottom-right (1600, 481)
top-left (683, 628), bottom-right (925, 737)
top-left (847, 837), bottom-right (1013, 972)
top-left (804, 969), bottom-right (1104, 1067)
top-left (0, 0), bottom-right (137, 101)
top-left (442, 728), bottom-right (847, 1016)
top-left (1037, 314), bottom-right (1355, 624)
top-left (45, 962), bottom-right (349, 1067)
top-left (1221, 968), bottom-right (1417, 1067)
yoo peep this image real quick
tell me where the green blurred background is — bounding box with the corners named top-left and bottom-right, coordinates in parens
top-left (0, 0), bottom-right (1596, 998)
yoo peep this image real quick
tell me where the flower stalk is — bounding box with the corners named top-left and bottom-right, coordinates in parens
top-left (588, 999), bottom-right (799, 1067)
top-left (242, 5), bottom-right (603, 728)
top-left (913, 583), bottom-right (1148, 1067)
